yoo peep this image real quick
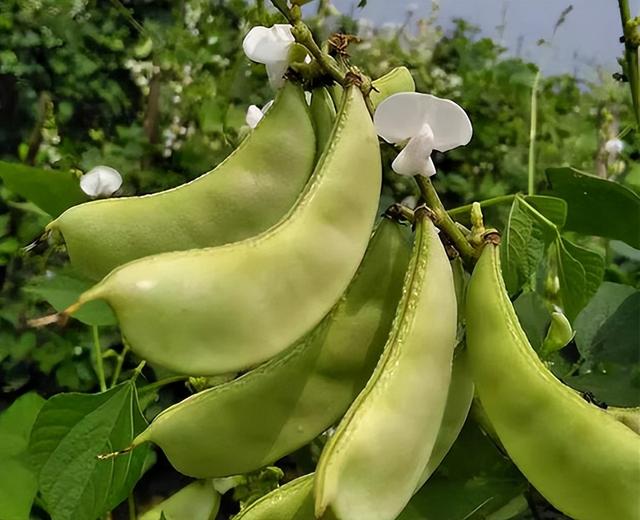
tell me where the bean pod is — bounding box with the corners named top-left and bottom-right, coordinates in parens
top-left (49, 82), bottom-right (316, 280)
top-left (315, 210), bottom-right (458, 520)
top-left (131, 218), bottom-right (410, 477)
top-left (466, 242), bottom-right (640, 520)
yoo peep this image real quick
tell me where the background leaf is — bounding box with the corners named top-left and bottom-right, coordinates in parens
top-left (546, 167), bottom-right (640, 248)
top-left (0, 161), bottom-right (87, 218)
top-left (555, 238), bottom-right (605, 321)
top-left (0, 392), bottom-right (45, 520)
top-left (29, 382), bottom-right (150, 520)
top-left (24, 268), bottom-right (116, 326)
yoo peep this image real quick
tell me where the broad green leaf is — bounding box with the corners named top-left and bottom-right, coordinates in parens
top-left (138, 481), bottom-right (220, 520)
top-left (546, 167), bottom-right (640, 248)
top-left (0, 161), bottom-right (87, 218)
top-left (501, 196), bottom-right (554, 295)
top-left (24, 268), bottom-right (116, 326)
top-left (589, 293), bottom-right (640, 366)
top-left (574, 282), bottom-right (636, 363)
top-left (567, 364), bottom-right (640, 408)
top-left (523, 195), bottom-right (567, 228)
top-left (29, 382), bottom-right (150, 520)
top-left (0, 393), bottom-right (45, 520)
top-left (555, 238), bottom-right (604, 321)
top-left (398, 420), bottom-right (527, 520)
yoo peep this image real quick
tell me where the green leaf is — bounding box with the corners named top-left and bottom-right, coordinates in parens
top-left (574, 282), bottom-right (636, 363)
top-left (0, 393), bottom-right (45, 520)
top-left (546, 167), bottom-right (640, 248)
top-left (29, 382), bottom-right (150, 520)
top-left (555, 238), bottom-right (605, 321)
top-left (567, 364), bottom-right (640, 408)
top-left (523, 195), bottom-right (567, 228)
top-left (0, 161), bottom-right (87, 218)
top-left (501, 196), bottom-right (554, 295)
top-left (24, 269), bottom-right (116, 326)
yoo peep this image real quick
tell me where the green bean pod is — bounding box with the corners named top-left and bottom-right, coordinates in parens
top-left (138, 480), bottom-right (220, 520)
top-left (234, 474), bottom-right (315, 520)
top-left (49, 82), bottom-right (316, 280)
top-left (466, 242), bottom-right (640, 520)
top-left (310, 88), bottom-right (336, 155)
top-left (315, 210), bottom-right (458, 520)
top-left (369, 66), bottom-right (415, 109)
top-left (68, 86), bottom-right (381, 375)
top-left (131, 218), bottom-right (410, 477)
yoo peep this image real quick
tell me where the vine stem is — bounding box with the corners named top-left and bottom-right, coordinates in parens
top-left (618, 0), bottom-right (640, 128)
top-left (110, 344), bottom-right (129, 388)
top-left (415, 176), bottom-right (478, 267)
top-left (448, 194), bottom-right (517, 219)
top-left (528, 70), bottom-right (540, 196)
top-left (92, 326), bottom-right (107, 392)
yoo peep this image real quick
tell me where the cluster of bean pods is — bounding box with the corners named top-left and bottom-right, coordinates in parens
top-left (44, 66), bottom-right (639, 520)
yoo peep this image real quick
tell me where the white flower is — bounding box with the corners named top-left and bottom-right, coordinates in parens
top-left (80, 166), bottom-right (122, 198)
top-left (243, 24), bottom-right (295, 88)
top-left (604, 138), bottom-right (624, 155)
top-left (374, 92), bottom-right (472, 177)
top-left (245, 100), bottom-right (274, 129)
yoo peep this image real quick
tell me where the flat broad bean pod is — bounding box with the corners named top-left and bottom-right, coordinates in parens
top-left (63, 86), bottom-right (381, 375)
top-left (315, 210), bottom-right (458, 520)
top-left (309, 88), bottom-right (336, 154)
top-left (466, 242), bottom-right (640, 520)
top-left (131, 218), bottom-right (411, 478)
top-left (138, 480), bottom-right (220, 520)
top-left (49, 82), bottom-right (316, 280)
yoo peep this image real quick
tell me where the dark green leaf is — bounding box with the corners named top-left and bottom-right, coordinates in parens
top-left (357, 0), bottom-right (367, 7)
top-left (0, 393), bottom-right (45, 520)
top-left (555, 238), bottom-right (604, 321)
top-left (589, 293), bottom-right (640, 366)
top-left (29, 382), bottom-right (150, 520)
top-left (0, 161), bottom-right (87, 218)
top-left (398, 420), bottom-right (527, 520)
top-left (24, 269), bottom-right (116, 326)
top-left (574, 282), bottom-right (636, 363)
top-left (546, 167), bottom-right (640, 248)
top-left (567, 364), bottom-right (640, 407)
top-left (523, 195), bottom-right (567, 228)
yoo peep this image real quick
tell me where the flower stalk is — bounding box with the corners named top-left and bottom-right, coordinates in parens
top-left (618, 0), bottom-right (640, 127)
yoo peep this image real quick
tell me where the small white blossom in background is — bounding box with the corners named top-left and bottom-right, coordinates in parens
top-left (242, 24), bottom-right (295, 88)
top-left (604, 138), bottom-right (624, 156)
top-left (374, 92), bottom-right (472, 177)
top-left (80, 166), bottom-right (122, 198)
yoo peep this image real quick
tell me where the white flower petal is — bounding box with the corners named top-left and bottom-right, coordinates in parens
top-left (245, 105), bottom-right (264, 129)
top-left (391, 124), bottom-right (437, 177)
top-left (266, 60), bottom-right (289, 88)
top-left (374, 92), bottom-right (472, 151)
top-left (604, 138), bottom-right (623, 154)
top-left (80, 166), bottom-right (122, 198)
top-left (242, 24), bottom-right (294, 64)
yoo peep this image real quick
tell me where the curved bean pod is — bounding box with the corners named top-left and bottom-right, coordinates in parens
top-left (369, 66), bottom-right (415, 109)
top-left (315, 210), bottom-right (458, 520)
top-left (310, 88), bottom-right (336, 154)
top-left (466, 242), bottom-right (640, 520)
top-left (50, 82), bottom-right (316, 280)
top-left (132, 218), bottom-right (410, 478)
top-left (68, 86), bottom-right (381, 375)
top-left (138, 480), bottom-right (220, 520)
top-left (234, 474), bottom-right (315, 520)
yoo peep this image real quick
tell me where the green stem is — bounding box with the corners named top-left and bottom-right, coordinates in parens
top-left (415, 176), bottom-right (478, 266)
top-left (528, 70), bottom-right (541, 196)
top-left (138, 375), bottom-right (189, 396)
top-left (127, 494), bottom-right (135, 520)
top-left (448, 194), bottom-right (517, 219)
top-left (92, 326), bottom-right (107, 393)
top-left (291, 21), bottom-right (347, 86)
top-left (110, 345), bottom-right (129, 388)
top-left (618, 0), bottom-right (640, 128)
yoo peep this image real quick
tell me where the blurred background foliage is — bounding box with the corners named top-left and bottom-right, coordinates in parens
top-left (0, 1), bottom-right (638, 518)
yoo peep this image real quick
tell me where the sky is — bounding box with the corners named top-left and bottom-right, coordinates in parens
top-left (326, 0), bottom-right (639, 78)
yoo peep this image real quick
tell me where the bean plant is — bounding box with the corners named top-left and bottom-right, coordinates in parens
top-left (0, 1), bottom-right (638, 519)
